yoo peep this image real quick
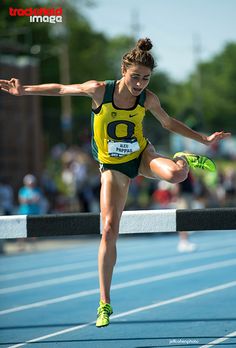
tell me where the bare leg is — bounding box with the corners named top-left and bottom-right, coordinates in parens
top-left (179, 231), bottom-right (189, 242)
top-left (139, 144), bottom-right (189, 183)
top-left (99, 170), bottom-right (130, 304)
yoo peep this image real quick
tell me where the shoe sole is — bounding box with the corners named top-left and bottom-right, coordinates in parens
top-left (96, 323), bottom-right (109, 328)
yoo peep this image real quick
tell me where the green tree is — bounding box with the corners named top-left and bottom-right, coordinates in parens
top-left (200, 43), bottom-right (236, 133)
top-left (168, 43), bottom-right (236, 134)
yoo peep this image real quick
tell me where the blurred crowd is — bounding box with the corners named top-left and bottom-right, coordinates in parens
top-left (0, 144), bottom-right (236, 217)
top-left (0, 144), bottom-right (235, 254)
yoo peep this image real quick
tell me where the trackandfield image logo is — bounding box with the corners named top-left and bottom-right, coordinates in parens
top-left (9, 6), bottom-right (63, 24)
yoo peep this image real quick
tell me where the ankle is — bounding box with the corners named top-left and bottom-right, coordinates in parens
top-left (100, 298), bottom-right (110, 304)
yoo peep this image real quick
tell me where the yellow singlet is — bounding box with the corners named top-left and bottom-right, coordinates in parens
top-left (91, 80), bottom-right (148, 164)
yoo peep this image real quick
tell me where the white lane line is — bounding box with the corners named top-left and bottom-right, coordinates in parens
top-left (2, 238), bottom-right (236, 281)
top-left (0, 271), bottom-right (98, 294)
top-left (199, 330), bottom-right (236, 347)
top-left (1, 258), bottom-right (236, 315)
top-left (0, 288), bottom-right (100, 315)
top-left (0, 260), bottom-right (96, 281)
top-left (0, 251), bottom-right (152, 281)
top-left (0, 250), bottom-right (151, 281)
top-left (1, 246), bottom-right (236, 294)
top-left (116, 246), bottom-right (236, 273)
top-left (7, 280), bottom-right (236, 348)
top-left (2, 239), bottom-right (236, 281)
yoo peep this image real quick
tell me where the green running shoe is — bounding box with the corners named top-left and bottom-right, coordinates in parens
top-left (96, 300), bottom-right (113, 328)
top-left (174, 152), bottom-right (216, 172)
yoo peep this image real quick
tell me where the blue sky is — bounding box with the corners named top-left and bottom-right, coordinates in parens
top-left (81, 0), bottom-right (236, 81)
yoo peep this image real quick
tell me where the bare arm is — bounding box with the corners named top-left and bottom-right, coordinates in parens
top-left (0, 78), bottom-right (104, 97)
top-left (145, 89), bottom-right (231, 145)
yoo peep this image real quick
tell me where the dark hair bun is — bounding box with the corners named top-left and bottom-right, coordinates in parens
top-left (136, 38), bottom-right (153, 52)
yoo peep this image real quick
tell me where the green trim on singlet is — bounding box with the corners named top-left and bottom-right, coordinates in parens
top-left (103, 80), bottom-right (115, 104)
top-left (103, 80), bottom-right (146, 107)
top-left (139, 89), bottom-right (146, 107)
top-left (91, 111), bottom-right (99, 161)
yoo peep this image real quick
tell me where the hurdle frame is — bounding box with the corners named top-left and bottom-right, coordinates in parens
top-left (0, 208), bottom-right (235, 239)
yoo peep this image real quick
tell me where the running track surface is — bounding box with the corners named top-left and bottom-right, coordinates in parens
top-left (0, 230), bottom-right (236, 348)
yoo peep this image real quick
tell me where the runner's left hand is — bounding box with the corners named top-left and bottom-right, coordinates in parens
top-left (205, 131), bottom-right (231, 145)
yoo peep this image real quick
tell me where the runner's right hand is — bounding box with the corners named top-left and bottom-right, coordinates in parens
top-left (0, 78), bottom-right (24, 96)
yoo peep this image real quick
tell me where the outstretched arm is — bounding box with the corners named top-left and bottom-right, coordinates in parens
top-left (0, 78), bottom-right (103, 97)
top-left (145, 90), bottom-right (231, 145)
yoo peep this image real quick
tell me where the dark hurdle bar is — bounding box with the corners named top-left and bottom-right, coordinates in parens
top-left (27, 213), bottom-right (100, 237)
top-left (177, 208), bottom-right (236, 231)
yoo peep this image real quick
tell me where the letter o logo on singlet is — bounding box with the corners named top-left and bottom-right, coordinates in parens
top-left (107, 120), bottom-right (135, 140)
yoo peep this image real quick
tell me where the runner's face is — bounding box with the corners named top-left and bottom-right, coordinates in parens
top-left (122, 64), bottom-right (151, 96)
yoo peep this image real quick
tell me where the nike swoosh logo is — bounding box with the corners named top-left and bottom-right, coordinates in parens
top-left (129, 113), bottom-right (138, 118)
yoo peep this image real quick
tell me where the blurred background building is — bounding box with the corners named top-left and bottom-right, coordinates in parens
top-left (0, 44), bottom-right (43, 192)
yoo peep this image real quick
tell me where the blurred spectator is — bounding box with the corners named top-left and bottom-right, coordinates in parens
top-left (152, 173), bottom-right (199, 253)
top-left (0, 177), bottom-right (14, 215)
top-left (18, 174), bottom-right (42, 215)
top-left (152, 181), bottom-right (172, 208)
top-left (58, 146), bottom-right (100, 212)
top-left (0, 177), bottom-right (14, 254)
top-left (222, 168), bottom-right (236, 206)
top-left (16, 174), bottom-right (45, 252)
top-left (40, 170), bottom-right (57, 213)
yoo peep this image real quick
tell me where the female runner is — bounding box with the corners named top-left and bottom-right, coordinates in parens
top-left (0, 38), bottom-right (230, 327)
